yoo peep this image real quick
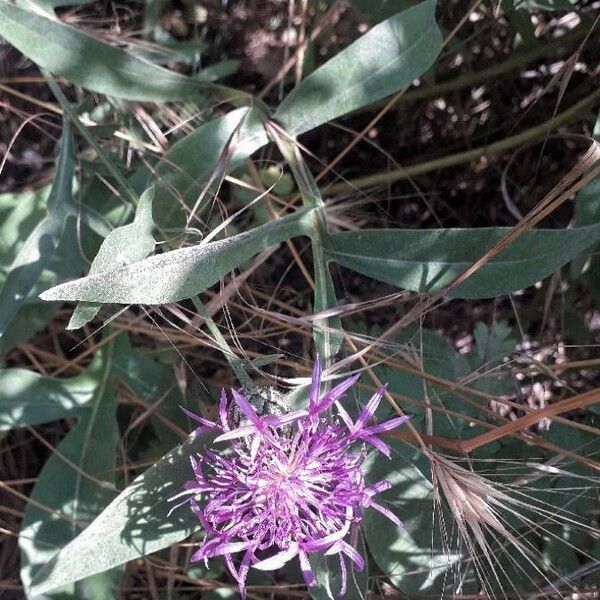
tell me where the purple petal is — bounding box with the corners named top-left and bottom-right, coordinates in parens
top-left (362, 414), bottom-right (410, 436)
top-left (231, 388), bottom-right (260, 424)
top-left (334, 401), bottom-right (354, 429)
top-left (195, 539), bottom-right (249, 561)
top-left (302, 523), bottom-right (350, 552)
top-left (253, 544), bottom-right (299, 570)
top-left (214, 424), bottom-right (256, 443)
top-left (369, 501), bottom-right (403, 528)
top-left (220, 540), bottom-right (252, 554)
top-left (365, 480), bottom-right (392, 497)
top-left (354, 385), bottom-right (386, 430)
top-left (190, 541), bottom-right (215, 563)
top-left (312, 373), bottom-right (360, 415)
top-left (262, 409), bottom-right (308, 427)
top-left (224, 553), bottom-right (238, 580)
top-left (324, 540), bottom-right (364, 571)
top-left (359, 434), bottom-right (391, 457)
top-left (299, 550), bottom-right (316, 587)
top-left (339, 541), bottom-right (365, 571)
top-left (309, 354), bottom-right (322, 410)
top-left (249, 434), bottom-right (261, 460)
top-left (178, 405), bottom-right (218, 429)
top-left (238, 549), bottom-right (254, 600)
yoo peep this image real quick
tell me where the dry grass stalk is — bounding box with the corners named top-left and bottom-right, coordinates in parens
top-left (428, 449), bottom-right (599, 598)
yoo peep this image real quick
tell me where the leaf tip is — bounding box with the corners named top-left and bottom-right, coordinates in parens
top-left (39, 287), bottom-right (59, 302)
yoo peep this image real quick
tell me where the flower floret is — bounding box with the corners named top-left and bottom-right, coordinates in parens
top-left (170, 359), bottom-right (409, 598)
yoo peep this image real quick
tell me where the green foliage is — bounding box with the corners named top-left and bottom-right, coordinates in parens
top-left (573, 111), bottom-right (600, 303)
top-left (275, 0), bottom-right (441, 134)
top-left (0, 366), bottom-right (98, 431)
top-left (19, 339), bottom-right (123, 598)
top-left (0, 2), bottom-right (242, 103)
top-left (2, 1), bottom-right (599, 598)
top-left (67, 186), bottom-right (156, 330)
top-left (154, 1), bottom-right (442, 227)
top-left (0, 120), bottom-right (75, 338)
top-left (324, 225), bottom-right (600, 298)
top-left (40, 208), bottom-right (314, 304)
top-left (154, 107), bottom-right (268, 229)
top-left (28, 431), bottom-right (212, 596)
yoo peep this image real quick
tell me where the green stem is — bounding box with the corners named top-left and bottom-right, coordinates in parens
top-left (327, 87), bottom-right (600, 195)
top-left (266, 120), bottom-right (340, 367)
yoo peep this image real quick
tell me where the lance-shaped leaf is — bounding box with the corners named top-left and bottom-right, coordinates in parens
top-left (68, 186), bottom-right (156, 330)
top-left (0, 1), bottom-right (244, 103)
top-left (154, 0), bottom-right (442, 225)
top-left (28, 430), bottom-right (214, 596)
top-left (324, 223), bottom-right (600, 299)
top-left (0, 119), bottom-right (75, 337)
top-left (275, 0), bottom-right (441, 134)
top-left (363, 443), bottom-right (464, 595)
top-left (40, 207), bottom-right (314, 305)
top-left (19, 338), bottom-right (122, 598)
top-left (0, 366), bottom-right (98, 431)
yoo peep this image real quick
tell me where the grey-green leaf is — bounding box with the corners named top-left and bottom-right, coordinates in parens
top-left (363, 443), bottom-right (462, 594)
top-left (0, 119), bottom-right (75, 337)
top-left (0, 2), bottom-right (242, 103)
top-left (275, 0), bottom-right (442, 134)
top-left (153, 1), bottom-right (442, 227)
top-left (28, 431), bottom-right (213, 595)
top-left (0, 367), bottom-right (99, 431)
top-left (68, 186), bottom-right (156, 329)
top-left (19, 340), bottom-right (122, 597)
top-left (40, 208), bottom-right (314, 304)
top-left (324, 224), bottom-right (600, 299)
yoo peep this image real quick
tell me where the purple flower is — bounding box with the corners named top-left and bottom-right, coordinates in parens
top-left (170, 357), bottom-right (409, 598)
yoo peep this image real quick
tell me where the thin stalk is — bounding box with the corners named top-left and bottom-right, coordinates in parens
top-left (265, 120), bottom-right (338, 366)
top-left (326, 87), bottom-right (600, 195)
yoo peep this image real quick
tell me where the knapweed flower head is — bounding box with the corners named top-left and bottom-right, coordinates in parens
top-left (170, 358), bottom-right (409, 598)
